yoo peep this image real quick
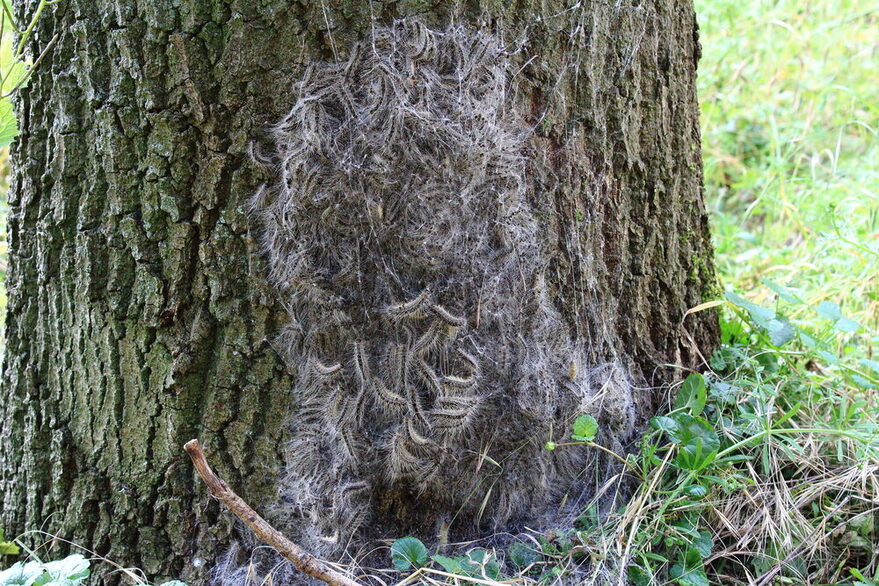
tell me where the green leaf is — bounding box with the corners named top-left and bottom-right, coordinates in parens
top-left (760, 278), bottom-right (802, 304)
top-left (675, 374), bottom-right (707, 416)
top-left (683, 484), bottom-right (708, 498)
top-left (508, 541), bottom-right (541, 569)
top-left (665, 414), bottom-right (720, 471)
top-left (0, 542), bottom-right (18, 555)
top-left (0, 561), bottom-right (45, 586)
top-left (861, 359), bottom-right (879, 374)
top-left (571, 414), bottom-right (598, 441)
top-left (35, 555), bottom-right (90, 585)
top-left (0, 98), bottom-right (18, 148)
top-left (629, 566), bottom-right (652, 586)
top-left (651, 415), bottom-right (678, 434)
top-left (0, 527), bottom-right (18, 555)
top-left (834, 316), bottom-right (861, 333)
top-left (692, 531), bottom-right (713, 558)
top-left (725, 291), bottom-right (775, 328)
top-left (430, 555), bottom-right (463, 574)
top-left (816, 300), bottom-right (842, 321)
top-left (766, 317), bottom-right (796, 346)
top-left (466, 550), bottom-right (501, 580)
top-left (669, 548), bottom-right (709, 586)
top-left (391, 537), bottom-right (429, 571)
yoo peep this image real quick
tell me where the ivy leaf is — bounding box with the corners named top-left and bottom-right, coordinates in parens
top-left (571, 414), bottom-right (598, 441)
top-left (391, 537), bottom-right (429, 571)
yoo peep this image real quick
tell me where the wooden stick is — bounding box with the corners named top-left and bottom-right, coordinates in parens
top-left (184, 439), bottom-right (365, 586)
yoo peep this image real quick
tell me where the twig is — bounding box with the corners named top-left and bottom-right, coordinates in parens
top-left (183, 439), bottom-right (365, 586)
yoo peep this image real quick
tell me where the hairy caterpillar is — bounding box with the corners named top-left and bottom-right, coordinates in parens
top-left (386, 431), bottom-right (425, 481)
top-left (352, 341), bottom-right (371, 390)
top-left (310, 357), bottom-right (343, 377)
top-left (413, 358), bottom-right (443, 395)
top-left (442, 374), bottom-right (477, 391)
top-left (404, 416), bottom-right (433, 448)
top-left (411, 322), bottom-right (445, 356)
top-left (430, 303), bottom-right (467, 328)
top-left (371, 379), bottom-right (408, 415)
top-left (386, 288), bottom-right (431, 320)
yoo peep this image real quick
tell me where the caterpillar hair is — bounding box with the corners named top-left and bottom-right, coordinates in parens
top-left (441, 374), bottom-right (477, 391)
top-left (430, 303), bottom-right (467, 328)
top-left (413, 358), bottom-right (443, 396)
top-left (352, 341), bottom-right (371, 389)
top-left (385, 288), bottom-right (432, 321)
top-left (310, 357), bottom-right (343, 377)
top-left (371, 379), bottom-right (408, 415)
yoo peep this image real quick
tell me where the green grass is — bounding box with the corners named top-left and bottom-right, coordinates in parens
top-left (612, 1), bottom-right (879, 583)
top-left (699, 0), bottom-right (879, 330)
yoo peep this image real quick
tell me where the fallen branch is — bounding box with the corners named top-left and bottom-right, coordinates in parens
top-left (184, 439), bottom-right (364, 586)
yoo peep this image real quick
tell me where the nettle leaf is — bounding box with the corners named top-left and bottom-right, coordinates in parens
top-left (692, 531), bottom-right (713, 558)
top-left (675, 374), bottom-right (707, 416)
top-left (571, 414), bottom-right (598, 441)
top-left (391, 537), bottom-right (429, 571)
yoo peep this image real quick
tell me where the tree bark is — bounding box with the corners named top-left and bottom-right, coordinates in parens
top-left (0, 1), bottom-right (718, 584)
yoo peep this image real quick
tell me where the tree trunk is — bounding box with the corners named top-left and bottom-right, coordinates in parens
top-left (0, 1), bottom-right (717, 584)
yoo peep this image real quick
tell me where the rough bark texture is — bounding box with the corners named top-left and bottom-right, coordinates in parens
top-left (0, 1), bottom-right (718, 584)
